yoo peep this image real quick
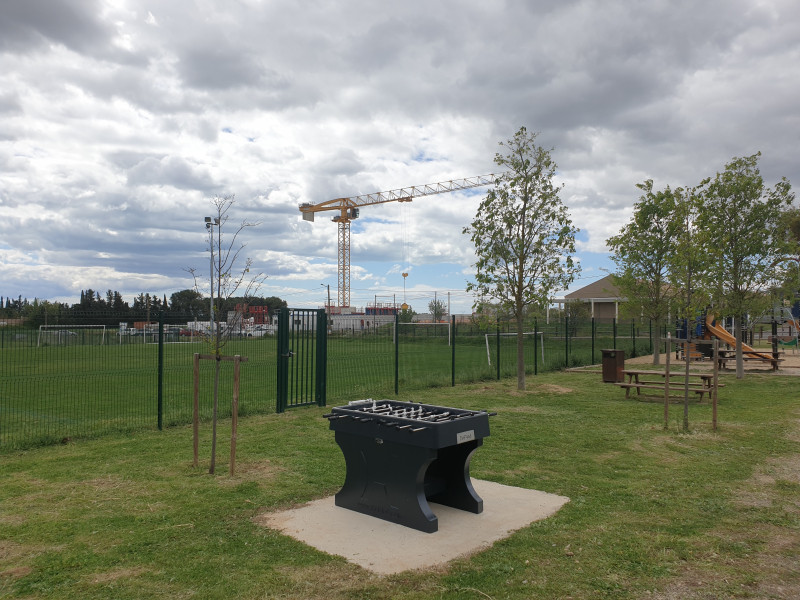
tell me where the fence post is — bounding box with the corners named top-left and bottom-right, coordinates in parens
top-left (613, 318), bottom-right (617, 350)
top-left (157, 311), bottom-right (164, 430)
top-left (394, 313), bottom-right (399, 395)
top-left (564, 316), bottom-right (569, 368)
top-left (315, 309), bottom-right (327, 407)
top-left (534, 318), bottom-right (538, 375)
top-left (496, 322), bottom-right (500, 380)
top-left (451, 315), bottom-right (456, 387)
top-left (591, 317), bottom-right (595, 364)
top-left (276, 309), bottom-right (289, 413)
top-left (631, 319), bottom-right (636, 358)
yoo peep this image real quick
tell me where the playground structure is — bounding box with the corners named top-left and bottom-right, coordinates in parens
top-left (702, 314), bottom-right (777, 365)
top-left (673, 313), bottom-right (785, 370)
top-left (773, 306), bottom-right (800, 349)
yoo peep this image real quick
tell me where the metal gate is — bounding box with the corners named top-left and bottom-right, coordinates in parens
top-left (276, 308), bottom-right (327, 412)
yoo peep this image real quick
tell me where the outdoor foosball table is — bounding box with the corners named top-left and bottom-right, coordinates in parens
top-left (323, 399), bottom-right (494, 533)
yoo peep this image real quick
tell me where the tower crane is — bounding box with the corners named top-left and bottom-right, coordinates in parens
top-left (299, 174), bottom-right (499, 310)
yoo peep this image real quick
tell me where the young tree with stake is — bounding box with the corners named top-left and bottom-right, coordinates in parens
top-left (464, 127), bottom-right (579, 391)
top-left (189, 194), bottom-right (265, 474)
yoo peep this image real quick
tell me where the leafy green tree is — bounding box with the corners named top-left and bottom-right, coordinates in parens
top-left (607, 181), bottom-right (683, 365)
top-left (428, 298), bottom-right (447, 322)
top-left (775, 207), bottom-right (800, 300)
top-left (170, 289), bottom-right (207, 317)
top-left (696, 153), bottom-right (794, 378)
top-left (698, 152), bottom-right (794, 378)
top-left (23, 299), bottom-right (66, 328)
top-left (261, 296), bottom-right (287, 316)
top-left (464, 127), bottom-right (579, 390)
top-left (398, 306), bottom-right (416, 323)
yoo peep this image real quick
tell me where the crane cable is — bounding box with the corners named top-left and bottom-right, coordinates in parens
top-left (401, 202), bottom-right (410, 307)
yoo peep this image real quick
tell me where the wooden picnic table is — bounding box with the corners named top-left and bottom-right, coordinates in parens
top-left (617, 369), bottom-right (722, 401)
top-left (716, 349), bottom-right (782, 371)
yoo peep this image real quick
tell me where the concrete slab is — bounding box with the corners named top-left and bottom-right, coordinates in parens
top-left (255, 479), bottom-right (569, 575)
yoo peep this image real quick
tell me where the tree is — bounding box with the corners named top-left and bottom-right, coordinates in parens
top-left (262, 296), bottom-right (287, 313)
top-left (428, 298), bottom-right (447, 322)
top-left (398, 306), bottom-right (416, 323)
top-left (189, 194), bottom-right (265, 474)
top-left (775, 207), bottom-right (800, 301)
top-left (666, 184), bottom-right (717, 431)
top-left (696, 153), bottom-right (794, 378)
top-left (170, 289), bottom-right (207, 317)
top-left (464, 127), bottom-right (580, 390)
top-left (607, 181), bottom-right (683, 365)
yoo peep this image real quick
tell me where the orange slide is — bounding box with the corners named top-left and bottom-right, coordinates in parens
top-left (704, 314), bottom-right (775, 362)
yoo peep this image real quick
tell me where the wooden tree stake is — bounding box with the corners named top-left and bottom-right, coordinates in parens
top-left (191, 354), bottom-right (248, 473)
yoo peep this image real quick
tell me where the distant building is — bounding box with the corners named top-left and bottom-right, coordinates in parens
top-left (555, 275), bottom-right (625, 321)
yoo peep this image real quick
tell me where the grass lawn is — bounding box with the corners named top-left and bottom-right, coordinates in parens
top-left (1, 369), bottom-right (799, 599)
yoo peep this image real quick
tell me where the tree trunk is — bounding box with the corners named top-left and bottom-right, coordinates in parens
top-left (652, 318), bottom-right (662, 366)
top-left (683, 336), bottom-right (690, 431)
top-left (516, 313), bottom-right (525, 391)
top-left (735, 314), bottom-right (744, 379)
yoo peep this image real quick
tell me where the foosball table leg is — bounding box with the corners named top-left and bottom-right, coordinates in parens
top-left (424, 439), bottom-right (483, 513)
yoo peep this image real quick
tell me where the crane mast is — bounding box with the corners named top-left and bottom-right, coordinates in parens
top-left (299, 174), bottom-right (498, 310)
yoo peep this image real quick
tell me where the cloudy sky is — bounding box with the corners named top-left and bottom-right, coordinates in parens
top-left (2, 0), bottom-right (798, 314)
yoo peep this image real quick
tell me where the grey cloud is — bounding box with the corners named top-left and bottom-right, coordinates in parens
top-left (0, 0), bottom-right (110, 54)
top-left (0, 91), bottom-right (22, 115)
top-left (177, 45), bottom-right (287, 91)
top-left (126, 156), bottom-right (218, 192)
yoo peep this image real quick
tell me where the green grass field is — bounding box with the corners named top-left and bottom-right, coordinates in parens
top-left (1, 325), bottom-right (649, 449)
top-left (1, 369), bottom-right (798, 599)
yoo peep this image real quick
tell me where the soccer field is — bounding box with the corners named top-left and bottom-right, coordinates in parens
top-left (1, 322), bottom-right (649, 449)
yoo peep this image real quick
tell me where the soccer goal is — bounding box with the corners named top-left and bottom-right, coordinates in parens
top-left (485, 332), bottom-right (544, 365)
top-left (394, 322), bottom-right (452, 345)
top-left (38, 324), bottom-right (107, 347)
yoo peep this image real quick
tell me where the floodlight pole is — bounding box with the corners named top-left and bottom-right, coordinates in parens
top-left (205, 216), bottom-right (220, 336)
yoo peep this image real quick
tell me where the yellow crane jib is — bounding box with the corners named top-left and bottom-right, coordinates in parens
top-left (298, 174), bottom-right (500, 309)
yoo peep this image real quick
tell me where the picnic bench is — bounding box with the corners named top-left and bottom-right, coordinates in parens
top-left (616, 369), bottom-right (723, 401)
top-left (716, 349), bottom-right (782, 371)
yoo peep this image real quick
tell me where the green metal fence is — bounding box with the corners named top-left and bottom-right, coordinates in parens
top-left (0, 313), bottom-right (653, 450)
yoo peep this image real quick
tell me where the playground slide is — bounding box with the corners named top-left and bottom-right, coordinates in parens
top-left (704, 314), bottom-right (775, 362)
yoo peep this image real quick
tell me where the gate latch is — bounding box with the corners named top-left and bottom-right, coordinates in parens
top-left (281, 349), bottom-right (294, 358)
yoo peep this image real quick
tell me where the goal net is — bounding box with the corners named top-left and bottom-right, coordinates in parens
top-left (484, 332), bottom-right (544, 365)
top-left (38, 324), bottom-right (107, 347)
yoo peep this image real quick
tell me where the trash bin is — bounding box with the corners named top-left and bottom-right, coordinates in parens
top-left (601, 349), bottom-right (625, 383)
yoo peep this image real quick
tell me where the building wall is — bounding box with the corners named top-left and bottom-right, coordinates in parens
top-left (593, 302), bottom-right (618, 321)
